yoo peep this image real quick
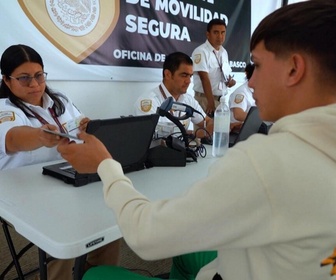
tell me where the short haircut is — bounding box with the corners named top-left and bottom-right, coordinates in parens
top-left (163, 52), bottom-right (193, 77)
top-left (207, 18), bottom-right (226, 32)
top-left (250, 0), bottom-right (336, 81)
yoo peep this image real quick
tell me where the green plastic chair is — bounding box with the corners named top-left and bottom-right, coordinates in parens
top-left (82, 266), bottom-right (163, 280)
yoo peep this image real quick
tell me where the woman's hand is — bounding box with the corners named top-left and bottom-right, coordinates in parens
top-left (78, 117), bottom-right (90, 131)
top-left (39, 124), bottom-right (62, 147)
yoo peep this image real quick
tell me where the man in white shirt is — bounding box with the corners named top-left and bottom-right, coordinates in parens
top-left (229, 63), bottom-right (255, 124)
top-left (192, 19), bottom-right (236, 117)
top-left (134, 52), bottom-right (213, 139)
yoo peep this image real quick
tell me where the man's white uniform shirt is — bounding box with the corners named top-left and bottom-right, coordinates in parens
top-left (134, 83), bottom-right (206, 136)
top-left (192, 40), bottom-right (232, 97)
top-left (229, 81), bottom-right (255, 123)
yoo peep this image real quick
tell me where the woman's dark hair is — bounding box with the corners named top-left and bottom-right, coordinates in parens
top-left (0, 44), bottom-right (67, 117)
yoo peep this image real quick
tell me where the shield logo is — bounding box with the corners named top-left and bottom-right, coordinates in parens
top-left (18, 0), bottom-right (120, 63)
top-left (234, 94), bottom-right (245, 104)
top-left (193, 54), bottom-right (201, 64)
top-left (0, 111), bottom-right (15, 123)
top-left (140, 100), bottom-right (152, 113)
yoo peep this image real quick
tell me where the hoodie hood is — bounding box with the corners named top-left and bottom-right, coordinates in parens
top-left (269, 103), bottom-right (336, 163)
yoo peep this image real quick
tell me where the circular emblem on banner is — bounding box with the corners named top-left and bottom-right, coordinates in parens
top-left (46, 0), bottom-right (99, 36)
top-left (18, 0), bottom-right (120, 62)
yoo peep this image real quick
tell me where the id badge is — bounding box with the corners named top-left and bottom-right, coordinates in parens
top-left (65, 115), bottom-right (84, 135)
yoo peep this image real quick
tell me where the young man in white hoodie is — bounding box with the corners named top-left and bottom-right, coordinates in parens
top-left (58, 1), bottom-right (336, 279)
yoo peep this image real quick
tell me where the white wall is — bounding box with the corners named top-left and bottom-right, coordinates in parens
top-left (48, 80), bottom-right (156, 119)
top-left (48, 0), bottom-right (283, 120)
top-left (251, 0), bottom-right (282, 34)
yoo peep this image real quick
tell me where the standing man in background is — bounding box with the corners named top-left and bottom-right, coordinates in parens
top-left (192, 18), bottom-right (236, 117)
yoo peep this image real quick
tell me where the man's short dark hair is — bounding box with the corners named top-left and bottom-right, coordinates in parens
top-left (250, 0), bottom-right (336, 82)
top-left (163, 52), bottom-right (193, 77)
top-left (207, 19), bottom-right (226, 32)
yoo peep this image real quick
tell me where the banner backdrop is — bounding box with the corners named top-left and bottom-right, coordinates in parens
top-left (0, 0), bottom-right (251, 81)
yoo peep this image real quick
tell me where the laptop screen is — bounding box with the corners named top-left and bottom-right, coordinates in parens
top-left (229, 107), bottom-right (263, 147)
top-left (86, 114), bottom-right (159, 172)
top-left (42, 114), bottom-right (159, 186)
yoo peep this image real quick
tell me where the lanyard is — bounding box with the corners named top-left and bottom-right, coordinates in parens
top-left (213, 50), bottom-right (226, 82)
top-left (26, 106), bottom-right (66, 133)
top-left (159, 85), bottom-right (182, 117)
top-left (159, 84), bottom-right (168, 100)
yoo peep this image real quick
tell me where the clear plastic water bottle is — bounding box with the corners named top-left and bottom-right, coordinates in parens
top-left (212, 96), bottom-right (230, 157)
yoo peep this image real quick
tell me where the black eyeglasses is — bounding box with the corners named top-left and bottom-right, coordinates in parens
top-left (9, 72), bottom-right (48, 87)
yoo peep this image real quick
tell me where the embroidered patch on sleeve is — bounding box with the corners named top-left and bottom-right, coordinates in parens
top-left (234, 94), bottom-right (244, 104)
top-left (193, 54), bottom-right (201, 64)
top-left (140, 99), bottom-right (152, 112)
top-left (0, 111), bottom-right (15, 123)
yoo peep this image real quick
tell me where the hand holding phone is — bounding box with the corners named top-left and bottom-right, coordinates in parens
top-left (42, 128), bottom-right (80, 140)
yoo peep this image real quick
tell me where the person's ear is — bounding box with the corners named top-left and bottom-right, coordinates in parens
top-left (287, 53), bottom-right (305, 86)
top-left (164, 69), bottom-right (172, 79)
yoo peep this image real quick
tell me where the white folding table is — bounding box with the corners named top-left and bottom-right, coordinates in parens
top-left (0, 154), bottom-right (216, 279)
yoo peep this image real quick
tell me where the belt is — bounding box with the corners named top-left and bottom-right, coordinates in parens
top-left (195, 91), bottom-right (221, 101)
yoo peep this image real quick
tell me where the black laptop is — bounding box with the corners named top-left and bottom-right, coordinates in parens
top-left (42, 114), bottom-right (159, 187)
top-left (229, 106), bottom-right (264, 147)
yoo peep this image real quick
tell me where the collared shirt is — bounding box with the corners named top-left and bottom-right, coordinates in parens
top-left (229, 81), bottom-right (255, 123)
top-left (192, 40), bottom-right (232, 96)
top-left (134, 83), bottom-right (206, 136)
top-left (0, 93), bottom-right (82, 170)
top-left (134, 82), bottom-right (206, 124)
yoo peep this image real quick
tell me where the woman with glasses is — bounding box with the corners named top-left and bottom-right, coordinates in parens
top-left (0, 44), bottom-right (89, 170)
top-left (0, 44), bottom-right (120, 280)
